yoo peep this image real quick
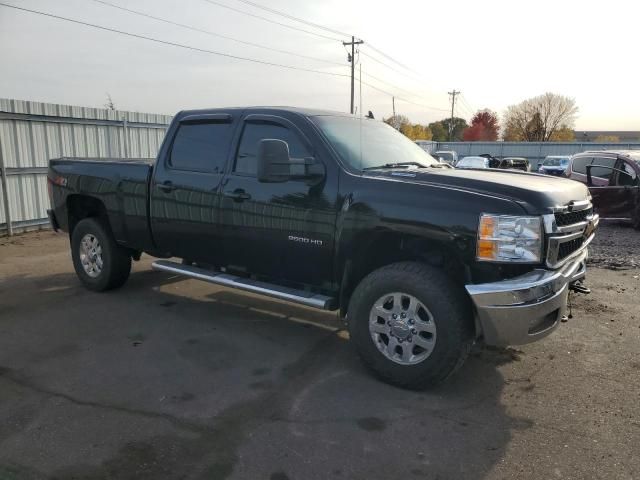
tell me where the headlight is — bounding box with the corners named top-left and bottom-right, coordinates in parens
top-left (477, 214), bottom-right (542, 263)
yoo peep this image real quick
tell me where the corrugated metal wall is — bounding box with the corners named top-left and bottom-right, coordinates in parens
top-left (0, 98), bottom-right (171, 234)
top-left (2, 97), bottom-right (640, 236)
top-left (434, 141), bottom-right (640, 168)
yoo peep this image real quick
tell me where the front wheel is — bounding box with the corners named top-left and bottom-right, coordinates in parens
top-left (347, 261), bottom-right (474, 389)
top-left (633, 203), bottom-right (640, 230)
top-left (71, 218), bottom-right (131, 291)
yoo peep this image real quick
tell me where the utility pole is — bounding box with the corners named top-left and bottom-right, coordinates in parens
top-left (392, 96), bottom-right (396, 117)
top-left (448, 90), bottom-right (460, 141)
top-left (343, 36), bottom-right (364, 114)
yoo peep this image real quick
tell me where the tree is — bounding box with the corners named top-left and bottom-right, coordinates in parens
top-left (595, 135), bottom-right (620, 143)
top-left (104, 93), bottom-right (116, 111)
top-left (550, 126), bottom-right (576, 142)
top-left (384, 115), bottom-right (432, 141)
top-left (462, 110), bottom-right (500, 141)
top-left (502, 93), bottom-right (578, 142)
top-left (383, 114), bottom-right (409, 131)
top-left (428, 117), bottom-right (468, 142)
top-left (428, 121), bottom-right (448, 142)
top-left (411, 124), bottom-right (433, 141)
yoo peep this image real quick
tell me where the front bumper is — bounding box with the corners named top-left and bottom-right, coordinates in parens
top-left (465, 249), bottom-right (588, 346)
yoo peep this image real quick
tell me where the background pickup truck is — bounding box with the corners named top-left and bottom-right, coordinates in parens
top-left (48, 107), bottom-right (599, 389)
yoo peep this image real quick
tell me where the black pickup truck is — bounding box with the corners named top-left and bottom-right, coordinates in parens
top-left (47, 107), bottom-right (599, 389)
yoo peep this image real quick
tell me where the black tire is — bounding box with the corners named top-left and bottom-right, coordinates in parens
top-left (347, 261), bottom-right (474, 390)
top-left (71, 217), bottom-right (131, 292)
top-left (633, 203), bottom-right (640, 230)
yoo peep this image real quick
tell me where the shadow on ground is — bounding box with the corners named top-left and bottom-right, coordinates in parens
top-left (0, 268), bottom-right (529, 480)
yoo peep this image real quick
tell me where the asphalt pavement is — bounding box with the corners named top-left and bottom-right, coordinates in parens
top-left (0, 230), bottom-right (638, 480)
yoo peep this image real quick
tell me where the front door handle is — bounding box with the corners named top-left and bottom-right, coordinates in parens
top-left (225, 189), bottom-right (252, 202)
top-left (157, 181), bottom-right (176, 193)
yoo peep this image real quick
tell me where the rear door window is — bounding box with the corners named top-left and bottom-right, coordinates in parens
top-left (169, 121), bottom-right (233, 173)
top-left (591, 156), bottom-right (617, 180)
top-left (571, 156), bottom-right (591, 175)
top-left (615, 160), bottom-right (639, 186)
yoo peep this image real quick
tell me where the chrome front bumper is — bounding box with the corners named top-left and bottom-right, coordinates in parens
top-left (465, 249), bottom-right (588, 346)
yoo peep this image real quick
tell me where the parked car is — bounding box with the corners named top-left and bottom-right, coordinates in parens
top-left (48, 106), bottom-right (598, 389)
top-left (538, 156), bottom-right (571, 176)
top-left (433, 150), bottom-right (458, 165)
top-left (502, 157), bottom-right (530, 172)
top-left (457, 155), bottom-right (529, 172)
top-left (455, 156), bottom-right (490, 169)
top-left (566, 150), bottom-right (640, 228)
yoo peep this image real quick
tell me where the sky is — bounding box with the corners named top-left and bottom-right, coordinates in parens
top-left (0, 0), bottom-right (638, 130)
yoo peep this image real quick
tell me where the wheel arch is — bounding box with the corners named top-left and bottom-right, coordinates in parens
top-left (66, 194), bottom-right (112, 238)
top-left (339, 230), bottom-right (468, 318)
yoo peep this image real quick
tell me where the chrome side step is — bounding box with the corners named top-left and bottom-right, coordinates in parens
top-left (151, 260), bottom-right (337, 311)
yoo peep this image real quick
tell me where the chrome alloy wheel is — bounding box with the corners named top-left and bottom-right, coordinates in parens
top-left (369, 292), bottom-right (437, 365)
top-left (79, 233), bottom-right (103, 278)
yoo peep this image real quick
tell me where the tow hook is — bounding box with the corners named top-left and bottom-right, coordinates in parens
top-left (562, 281), bottom-right (591, 322)
top-left (569, 281), bottom-right (591, 295)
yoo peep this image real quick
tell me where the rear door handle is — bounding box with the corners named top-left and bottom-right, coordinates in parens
top-left (225, 189), bottom-right (251, 202)
top-left (157, 181), bottom-right (176, 193)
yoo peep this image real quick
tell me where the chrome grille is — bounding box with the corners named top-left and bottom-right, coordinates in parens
top-left (557, 236), bottom-right (585, 261)
top-left (544, 201), bottom-right (598, 268)
top-left (554, 207), bottom-right (593, 227)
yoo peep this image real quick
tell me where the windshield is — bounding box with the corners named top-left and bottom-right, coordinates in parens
top-left (311, 116), bottom-right (439, 170)
top-left (543, 157), bottom-right (569, 167)
top-left (436, 152), bottom-right (454, 162)
top-left (457, 157), bottom-right (487, 168)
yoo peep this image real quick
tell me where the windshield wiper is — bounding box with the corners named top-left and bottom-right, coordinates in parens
top-left (363, 162), bottom-right (428, 170)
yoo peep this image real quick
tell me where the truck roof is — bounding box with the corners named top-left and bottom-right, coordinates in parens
top-left (175, 106), bottom-right (353, 119)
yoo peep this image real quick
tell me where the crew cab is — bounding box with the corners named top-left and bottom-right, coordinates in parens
top-left (47, 107), bottom-right (599, 389)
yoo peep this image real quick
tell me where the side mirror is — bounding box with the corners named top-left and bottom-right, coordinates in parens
top-left (257, 139), bottom-right (291, 183)
top-left (257, 139), bottom-right (324, 183)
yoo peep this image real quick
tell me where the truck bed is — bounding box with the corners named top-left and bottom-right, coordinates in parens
top-left (48, 157), bottom-right (155, 250)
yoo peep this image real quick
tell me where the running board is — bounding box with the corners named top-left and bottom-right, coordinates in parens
top-left (152, 260), bottom-right (337, 310)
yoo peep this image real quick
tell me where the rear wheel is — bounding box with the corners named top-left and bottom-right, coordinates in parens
top-left (71, 218), bottom-right (131, 291)
top-left (347, 261), bottom-right (474, 389)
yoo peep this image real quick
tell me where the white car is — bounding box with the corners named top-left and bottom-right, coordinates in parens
top-left (456, 156), bottom-right (490, 169)
top-left (434, 150), bottom-right (458, 165)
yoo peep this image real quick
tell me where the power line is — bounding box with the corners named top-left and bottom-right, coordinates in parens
top-left (224, 0), bottom-right (433, 89)
top-left (87, 0), bottom-right (346, 67)
top-left (0, 2), bottom-right (350, 79)
top-left (227, 0), bottom-right (426, 82)
top-left (206, 0), bottom-right (448, 108)
top-left (361, 75), bottom-right (449, 113)
top-left (363, 44), bottom-right (425, 79)
top-left (87, 0), bottom-right (445, 112)
top-left (200, 0), bottom-right (344, 42)
top-left (231, 0), bottom-right (352, 39)
top-left (359, 50), bottom-right (429, 86)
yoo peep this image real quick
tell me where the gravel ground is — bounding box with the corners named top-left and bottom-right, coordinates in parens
top-left (0, 227), bottom-right (639, 480)
top-left (588, 221), bottom-right (640, 270)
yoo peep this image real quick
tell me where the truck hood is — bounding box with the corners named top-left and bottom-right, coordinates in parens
top-left (365, 167), bottom-right (590, 214)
